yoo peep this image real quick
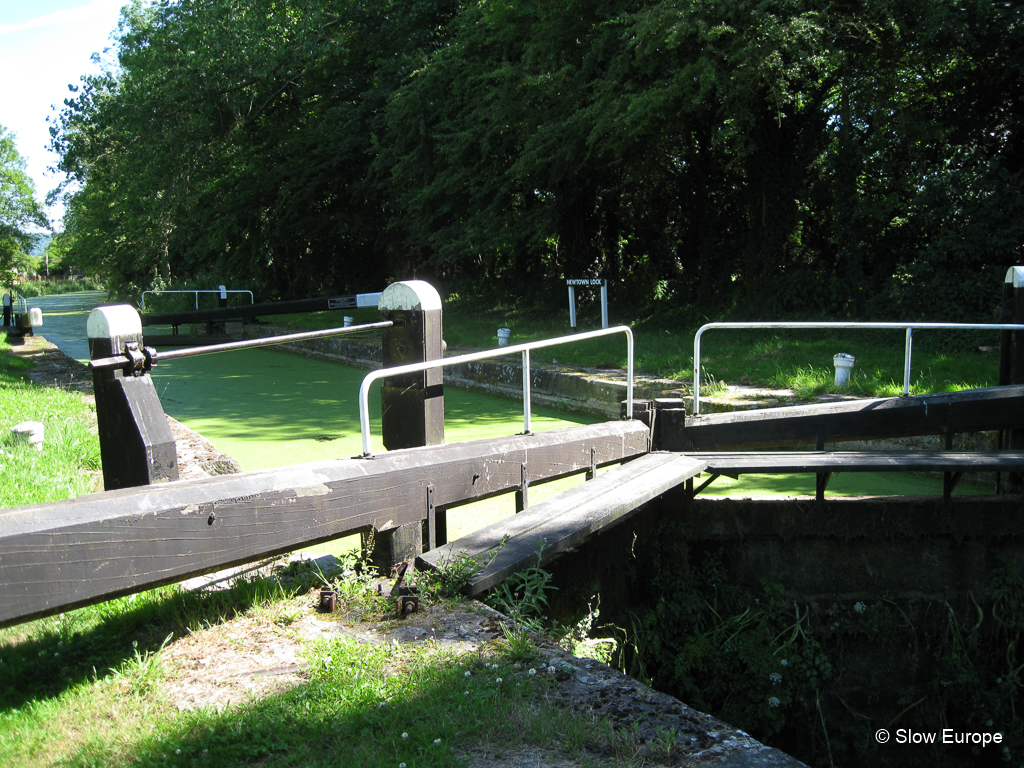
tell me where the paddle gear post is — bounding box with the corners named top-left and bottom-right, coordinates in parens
top-left (88, 305), bottom-right (178, 490)
top-left (366, 281), bottom-right (446, 570)
top-left (378, 280), bottom-right (445, 451)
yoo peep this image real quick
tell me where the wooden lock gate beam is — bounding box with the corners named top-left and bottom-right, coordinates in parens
top-left (0, 420), bottom-right (652, 629)
top-left (658, 384), bottom-right (1024, 452)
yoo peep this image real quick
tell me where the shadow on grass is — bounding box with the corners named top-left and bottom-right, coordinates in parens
top-left (0, 573), bottom-right (311, 714)
top-left (61, 637), bottom-right (605, 768)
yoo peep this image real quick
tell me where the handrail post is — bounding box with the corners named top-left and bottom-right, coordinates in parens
top-left (626, 328), bottom-right (634, 418)
top-left (1003, 267), bottom-right (1024, 491)
top-left (360, 325), bottom-right (635, 456)
top-left (903, 327), bottom-right (913, 396)
top-left (693, 325), bottom-right (707, 416)
top-left (523, 349), bottom-right (532, 433)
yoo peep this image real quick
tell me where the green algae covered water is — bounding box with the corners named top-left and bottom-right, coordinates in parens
top-left (21, 292), bottom-right (971, 509)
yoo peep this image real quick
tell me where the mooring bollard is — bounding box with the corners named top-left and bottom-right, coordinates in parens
top-left (364, 280), bottom-right (446, 570)
top-left (88, 305), bottom-right (179, 490)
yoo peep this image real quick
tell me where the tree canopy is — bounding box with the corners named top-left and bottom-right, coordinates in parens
top-left (52, 0), bottom-right (1024, 319)
top-left (1, 125), bottom-right (48, 280)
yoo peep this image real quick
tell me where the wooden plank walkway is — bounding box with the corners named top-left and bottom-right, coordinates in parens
top-left (417, 452), bottom-right (706, 596)
top-left (692, 450), bottom-right (1024, 500)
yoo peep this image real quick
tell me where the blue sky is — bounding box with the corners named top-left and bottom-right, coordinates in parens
top-left (0, 0), bottom-right (130, 228)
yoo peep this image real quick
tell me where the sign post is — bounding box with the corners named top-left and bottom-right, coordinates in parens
top-left (566, 278), bottom-right (608, 332)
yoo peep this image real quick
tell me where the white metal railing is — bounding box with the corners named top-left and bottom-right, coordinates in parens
top-left (141, 289), bottom-right (254, 311)
top-left (359, 325), bottom-right (634, 455)
top-left (692, 321), bottom-right (1024, 416)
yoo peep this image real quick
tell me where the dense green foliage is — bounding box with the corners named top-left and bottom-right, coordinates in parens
top-left (0, 339), bottom-right (100, 506)
top-left (52, 0), bottom-right (1024, 319)
top-left (12, 277), bottom-right (105, 298)
top-left (624, 526), bottom-right (1024, 767)
top-left (1, 126), bottom-right (48, 283)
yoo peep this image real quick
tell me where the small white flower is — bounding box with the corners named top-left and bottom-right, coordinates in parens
top-left (464, 670), bottom-right (471, 677)
top-left (496, 677), bottom-right (502, 683)
top-left (780, 659), bottom-right (788, 667)
top-left (401, 732), bottom-right (409, 740)
top-left (854, 601), bottom-right (867, 613)
top-left (175, 750), bottom-right (181, 755)
top-left (434, 739), bottom-right (442, 744)
top-left (528, 668), bottom-right (536, 676)
top-left (547, 666), bottom-right (556, 675)
top-left (464, 690), bottom-right (469, 695)
top-left (769, 672), bottom-right (782, 684)
top-left (400, 763), bottom-right (407, 768)
top-left (768, 696), bottom-right (781, 708)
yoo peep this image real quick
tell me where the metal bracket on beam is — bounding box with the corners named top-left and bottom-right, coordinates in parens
top-left (515, 463), bottom-right (530, 512)
top-left (586, 447), bottom-right (597, 481)
top-left (692, 473), bottom-right (722, 497)
top-left (944, 471), bottom-right (964, 501)
top-left (426, 485), bottom-right (437, 551)
top-left (816, 472), bottom-right (832, 502)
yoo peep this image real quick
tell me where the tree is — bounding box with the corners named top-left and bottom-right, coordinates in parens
top-left (53, 0), bottom-right (462, 300)
top-left (51, 0), bottom-right (1024, 320)
top-left (0, 125), bottom-right (48, 282)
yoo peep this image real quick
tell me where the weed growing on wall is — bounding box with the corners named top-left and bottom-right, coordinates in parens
top-left (622, 521), bottom-right (1024, 768)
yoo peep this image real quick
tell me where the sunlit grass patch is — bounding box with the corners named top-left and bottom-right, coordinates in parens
top-left (0, 340), bottom-right (101, 506)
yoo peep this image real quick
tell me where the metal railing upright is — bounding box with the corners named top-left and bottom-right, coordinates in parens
top-left (141, 289), bottom-right (254, 312)
top-left (359, 325), bottom-right (634, 456)
top-left (692, 321), bottom-right (1024, 416)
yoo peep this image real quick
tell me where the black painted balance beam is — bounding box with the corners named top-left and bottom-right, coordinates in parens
top-left (417, 451), bottom-right (706, 597)
top-left (662, 385), bottom-right (1024, 452)
top-left (690, 450), bottom-right (1024, 501)
top-left (139, 293), bottom-right (382, 327)
top-left (0, 421), bottom-right (650, 629)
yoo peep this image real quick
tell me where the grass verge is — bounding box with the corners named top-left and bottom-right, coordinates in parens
top-left (0, 338), bottom-right (100, 506)
top-left (0, 555), bottom-right (635, 768)
top-left (267, 299), bottom-right (1001, 398)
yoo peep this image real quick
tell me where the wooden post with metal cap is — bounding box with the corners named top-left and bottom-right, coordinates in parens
top-left (364, 280), bottom-right (446, 570)
top-left (88, 305), bottom-right (178, 490)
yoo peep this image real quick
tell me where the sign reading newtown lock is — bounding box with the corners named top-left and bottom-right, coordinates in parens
top-left (875, 727), bottom-right (1005, 748)
top-left (565, 278), bottom-right (608, 332)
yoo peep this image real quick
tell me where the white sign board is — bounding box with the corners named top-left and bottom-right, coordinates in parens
top-left (566, 278), bottom-right (608, 331)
